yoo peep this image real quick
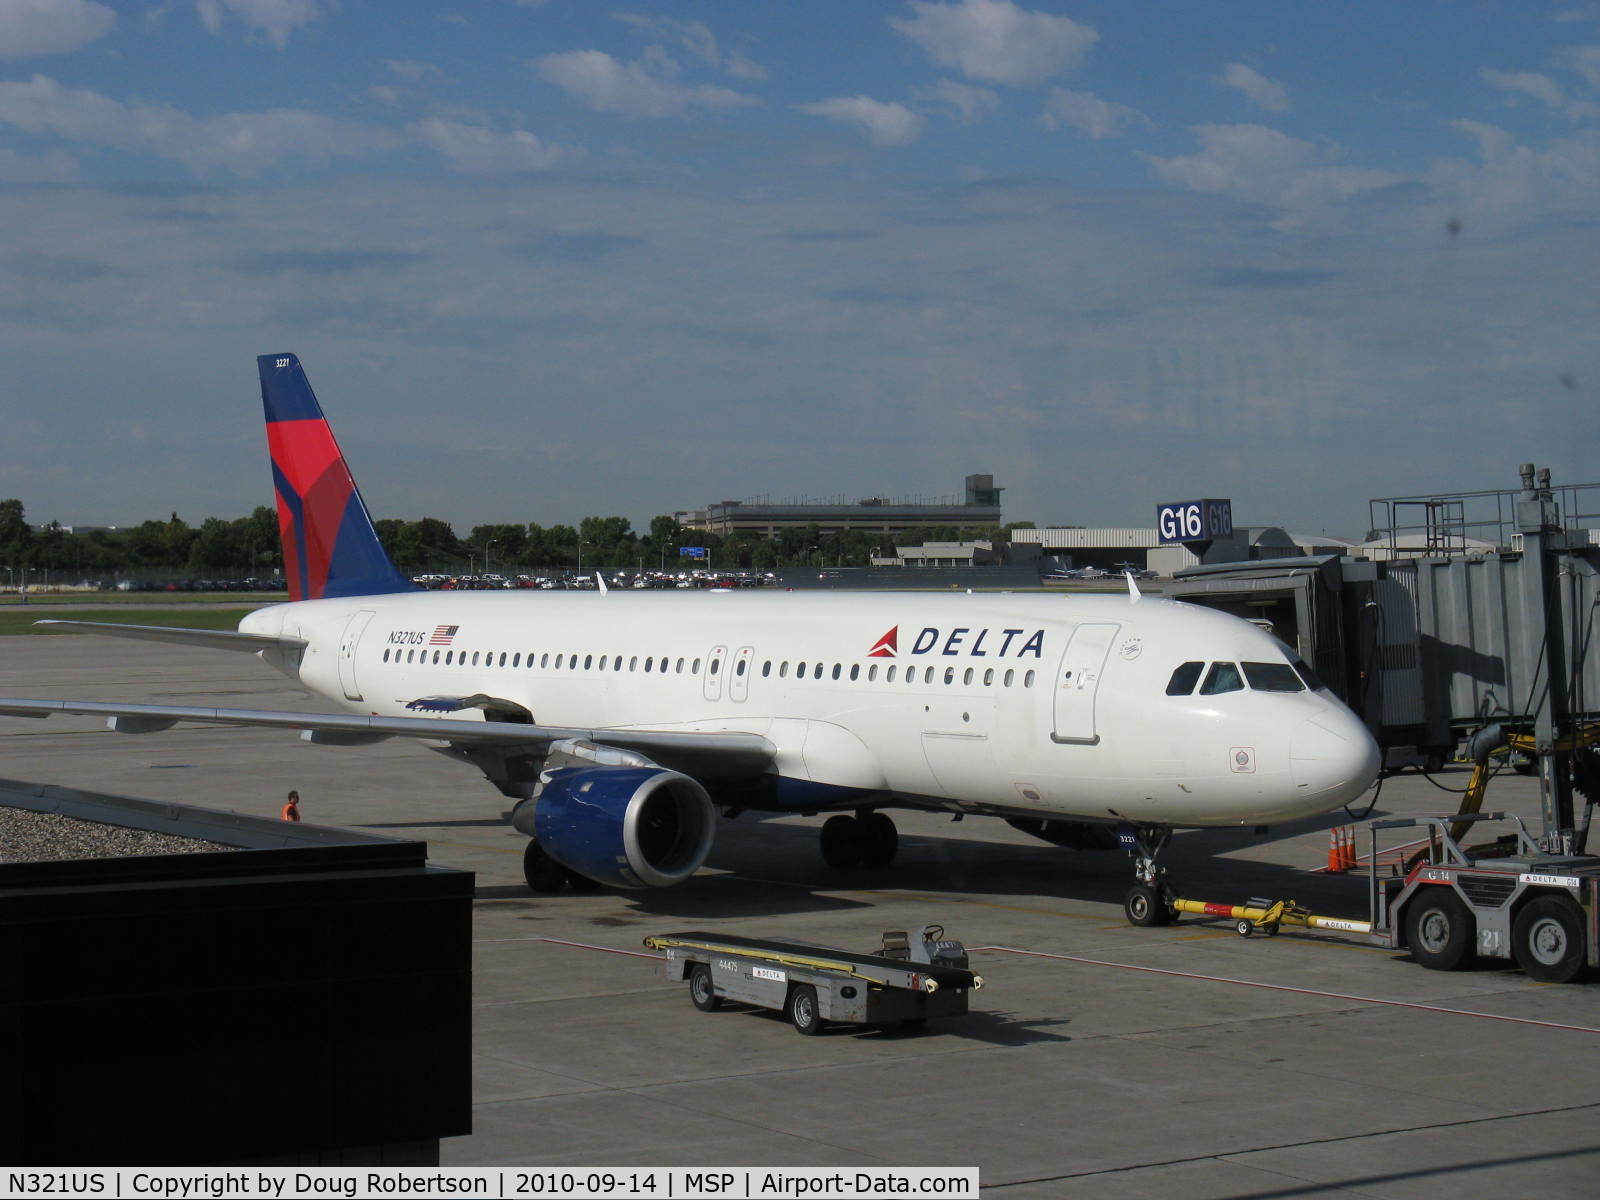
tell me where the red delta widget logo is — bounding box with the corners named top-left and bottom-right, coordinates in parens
top-left (868, 624), bottom-right (1045, 658)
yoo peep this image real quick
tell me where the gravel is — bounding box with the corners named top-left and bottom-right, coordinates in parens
top-left (0, 805), bottom-right (233, 864)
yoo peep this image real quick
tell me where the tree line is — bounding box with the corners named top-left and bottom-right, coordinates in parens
top-left (1, 498), bottom-right (1029, 581)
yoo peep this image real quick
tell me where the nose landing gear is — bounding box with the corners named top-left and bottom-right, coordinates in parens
top-left (1123, 825), bottom-right (1175, 927)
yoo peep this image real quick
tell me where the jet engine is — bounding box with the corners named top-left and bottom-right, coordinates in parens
top-left (515, 765), bottom-right (716, 889)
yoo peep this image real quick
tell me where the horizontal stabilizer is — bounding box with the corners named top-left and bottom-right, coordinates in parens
top-left (34, 620), bottom-right (307, 653)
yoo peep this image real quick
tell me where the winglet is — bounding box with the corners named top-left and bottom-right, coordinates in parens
top-left (258, 354), bottom-right (416, 602)
top-left (1125, 570), bottom-right (1142, 602)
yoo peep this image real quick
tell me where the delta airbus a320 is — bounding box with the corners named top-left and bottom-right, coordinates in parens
top-left (0, 354), bottom-right (1379, 923)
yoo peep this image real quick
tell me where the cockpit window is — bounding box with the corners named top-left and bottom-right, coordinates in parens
top-left (1199, 662), bottom-right (1244, 695)
top-left (1242, 662), bottom-right (1304, 692)
top-left (1166, 662), bottom-right (1204, 695)
top-left (1290, 656), bottom-right (1326, 691)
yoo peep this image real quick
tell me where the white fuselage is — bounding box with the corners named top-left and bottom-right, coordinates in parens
top-left (240, 589), bottom-right (1379, 827)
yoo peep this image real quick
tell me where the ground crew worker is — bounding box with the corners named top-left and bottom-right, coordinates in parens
top-left (281, 789), bottom-right (301, 822)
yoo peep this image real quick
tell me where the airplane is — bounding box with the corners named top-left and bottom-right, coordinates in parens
top-left (0, 354), bottom-right (1380, 925)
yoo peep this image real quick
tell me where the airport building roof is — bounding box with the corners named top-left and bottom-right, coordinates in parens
top-left (678, 474), bottom-right (1002, 537)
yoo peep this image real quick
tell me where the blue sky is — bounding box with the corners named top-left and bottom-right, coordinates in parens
top-left (2, 1), bottom-right (1597, 537)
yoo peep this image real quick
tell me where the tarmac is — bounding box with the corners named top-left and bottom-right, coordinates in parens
top-left (3, 635), bottom-right (1598, 1196)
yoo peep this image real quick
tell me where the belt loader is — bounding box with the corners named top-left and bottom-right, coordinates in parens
top-left (645, 925), bottom-right (984, 1034)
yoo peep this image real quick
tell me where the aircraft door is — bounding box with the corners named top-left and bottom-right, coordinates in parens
top-left (702, 644), bottom-right (729, 702)
top-left (1051, 621), bottom-right (1120, 745)
top-left (728, 646), bottom-right (755, 702)
top-left (337, 609), bottom-right (376, 702)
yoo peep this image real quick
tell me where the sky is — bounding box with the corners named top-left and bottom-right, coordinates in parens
top-left (1, 0), bottom-right (1597, 538)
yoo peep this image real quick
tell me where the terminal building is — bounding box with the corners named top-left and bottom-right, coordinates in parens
top-left (1011, 526), bottom-right (1357, 574)
top-left (677, 474), bottom-right (1003, 539)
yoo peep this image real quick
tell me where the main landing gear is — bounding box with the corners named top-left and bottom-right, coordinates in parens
top-left (1123, 826), bottom-right (1176, 927)
top-left (522, 838), bottom-right (603, 893)
top-left (819, 809), bottom-right (899, 868)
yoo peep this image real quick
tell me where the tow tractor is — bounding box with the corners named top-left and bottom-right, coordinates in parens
top-left (1164, 813), bottom-right (1599, 982)
top-left (644, 925), bottom-right (983, 1034)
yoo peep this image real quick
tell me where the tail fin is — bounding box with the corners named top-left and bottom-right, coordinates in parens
top-left (258, 353), bottom-right (415, 602)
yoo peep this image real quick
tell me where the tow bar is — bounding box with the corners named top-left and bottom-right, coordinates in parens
top-left (1171, 897), bottom-right (1373, 939)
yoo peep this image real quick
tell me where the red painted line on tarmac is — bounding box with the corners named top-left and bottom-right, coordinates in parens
top-left (972, 945), bottom-right (1600, 1035)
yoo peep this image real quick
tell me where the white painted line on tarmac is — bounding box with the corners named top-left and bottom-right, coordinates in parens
top-left (474, 934), bottom-right (661, 960)
top-left (974, 945), bottom-right (1600, 1035)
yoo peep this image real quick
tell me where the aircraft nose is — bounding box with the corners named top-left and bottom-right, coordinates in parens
top-left (1291, 712), bottom-right (1381, 806)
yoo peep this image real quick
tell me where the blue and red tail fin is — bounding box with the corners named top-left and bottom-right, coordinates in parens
top-left (258, 353), bottom-right (416, 602)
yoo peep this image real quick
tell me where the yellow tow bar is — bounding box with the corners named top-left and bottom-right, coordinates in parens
top-left (1171, 898), bottom-right (1374, 939)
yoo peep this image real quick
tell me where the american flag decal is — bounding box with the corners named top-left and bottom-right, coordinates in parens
top-left (429, 624), bottom-right (459, 646)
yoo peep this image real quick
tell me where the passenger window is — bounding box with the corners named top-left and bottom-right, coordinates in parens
top-left (614, 656), bottom-right (623, 671)
top-left (814, 663), bottom-right (824, 679)
top-left (584, 654), bottom-right (593, 670)
top-left (736, 659), bottom-right (746, 676)
top-left (780, 661), bottom-right (789, 678)
top-left (983, 668), bottom-right (994, 686)
top-left (499, 652), bottom-right (508, 667)
top-left (1024, 670), bottom-right (1036, 688)
top-left (850, 664), bottom-right (860, 681)
top-left (471, 651), bottom-right (480, 666)
top-left (868, 664), bottom-right (877, 681)
top-left (944, 667), bottom-right (955, 684)
top-left (432, 651), bottom-right (440, 664)
top-left (797, 661), bottom-right (806, 677)
top-left (1242, 662), bottom-right (1304, 692)
top-left (383, 649), bottom-right (391, 663)
top-left (676, 657), bottom-right (685, 673)
top-left (541, 653), bottom-right (550, 668)
top-left (645, 656), bottom-right (654, 672)
top-left (445, 651), bottom-right (454, 665)
top-left (831, 664), bottom-right (841, 680)
top-left (1200, 662), bottom-right (1244, 695)
top-left (598, 655), bottom-right (607, 670)
top-left (761, 661), bottom-right (771, 677)
top-left (404, 649), bottom-right (413, 663)
top-left (963, 668), bottom-right (974, 685)
top-left (710, 658), bottom-right (720, 675)
top-left (630, 656), bottom-right (638, 671)
top-left (693, 658), bottom-right (702, 673)
top-left (1166, 661), bottom-right (1205, 696)
top-left (1004, 669), bottom-right (1014, 687)
top-left (887, 666), bottom-right (897, 682)
top-left (554, 654), bottom-right (563, 668)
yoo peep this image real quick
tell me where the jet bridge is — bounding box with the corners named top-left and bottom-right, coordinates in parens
top-left (1165, 464), bottom-right (1600, 853)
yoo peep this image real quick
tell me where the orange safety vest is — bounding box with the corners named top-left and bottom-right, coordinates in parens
top-left (280, 801), bottom-right (300, 822)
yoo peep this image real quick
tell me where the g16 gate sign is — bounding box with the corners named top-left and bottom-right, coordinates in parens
top-left (1157, 499), bottom-right (1233, 544)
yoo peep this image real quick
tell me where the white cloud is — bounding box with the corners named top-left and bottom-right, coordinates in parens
top-left (0, 0), bottom-right (115, 59)
top-left (411, 118), bottom-right (570, 174)
top-left (1038, 88), bottom-right (1144, 138)
top-left (1564, 45), bottom-right (1600, 91)
top-left (1218, 63), bottom-right (1290, 113)
top-left (534, 49), bottom-right (759, 118)
top-left (890, 0), bottom-right (1096, 87)
top-left (194, 0), bottom-right (323, 49)
top-left (1481, 67), bottom-right (1599, 121)
top-left (1145, 123), bottom-right (1398, 214)
top-left (0, 75), bottom-right (398, 175)
top-left (386, 60), bottom-right (441, 84)
top-left (916, 79), bottom-right (1000, 125)
top-left (0, 145), bottom-right (78, 182)
top-left (796, 95), bottom-right (924, 145)
top-left (613, 13), bottom-right (767, 81)
top-left (1431, 119), bottom-right (1600, 223)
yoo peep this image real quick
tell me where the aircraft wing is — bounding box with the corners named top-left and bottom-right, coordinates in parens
top-left (0, 697), bottom-right (775, 778)
top-left (32, 620), bottom-right (307, 653)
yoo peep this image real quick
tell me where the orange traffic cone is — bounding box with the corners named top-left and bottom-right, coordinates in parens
top-left (1327, 825), bottom-right (1353, 872)
top-left (1343, 825), bottom-right (1360, 872)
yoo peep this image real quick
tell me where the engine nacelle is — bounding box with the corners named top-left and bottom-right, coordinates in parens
top-left (518, 766), bottom-right (716, 889)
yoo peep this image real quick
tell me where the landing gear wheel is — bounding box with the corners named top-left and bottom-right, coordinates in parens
top-left (522, 839), bottom-right (568, 893)
top-left (689, 964), bottom-right (721, 1011)
top-left (820, 815), bottom-right (862, 868)
top-left (1512, 895), bottom-right (1588, 983)
top-left (1125, 883), bottom-right (1173, 927)
top-left (564, 868), bottom-right (603, 891)
top-left (787, 984), bottom-right (823, 1035)
top-left (1405, 890), bottom-right (1474, 970)
top-left (857, 812), bottom-right (899, 867)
